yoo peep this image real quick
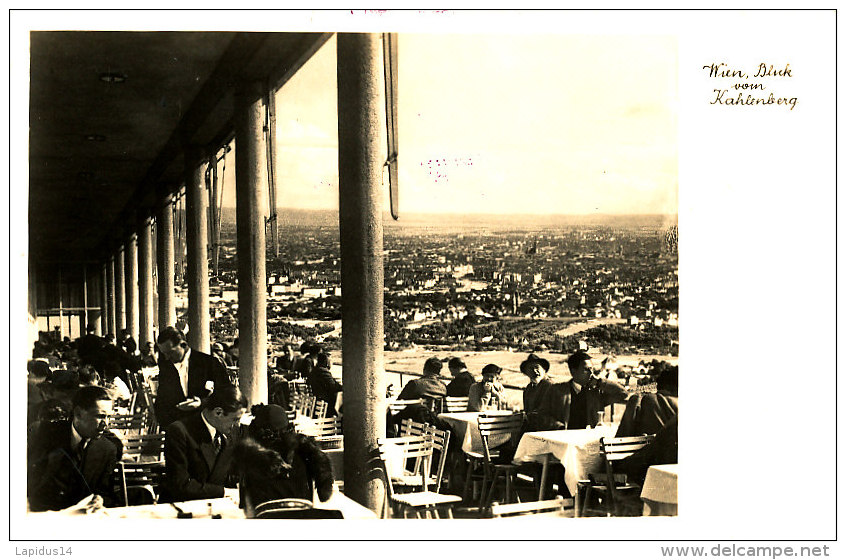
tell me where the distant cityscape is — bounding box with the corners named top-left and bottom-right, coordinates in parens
top-left (174, 209), bottom-right (678, 360)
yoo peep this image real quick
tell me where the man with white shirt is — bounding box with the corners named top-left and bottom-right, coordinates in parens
top-left (154, 326), bottom-right (232, 429)
top-left (161, 385), bottom-right (246, 503)
top-left (27, 386), bottom-right (121, 511)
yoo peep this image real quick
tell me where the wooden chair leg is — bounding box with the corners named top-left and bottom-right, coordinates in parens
top-left (583, 486), bottom-right (593, 517)
top-left (485, 470), bottom-right (499, 507)
top-left (462, 458), bottom-right (475, 501)
top-left (505, 471), bottom-right (513, 504)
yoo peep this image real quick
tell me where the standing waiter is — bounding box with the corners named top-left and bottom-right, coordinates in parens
top-left (154, 326), bottom-right (232, 429)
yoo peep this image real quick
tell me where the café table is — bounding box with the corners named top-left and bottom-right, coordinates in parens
top-left (437, 410), bottom-right (514, 454)
top-left (640, 463), bottom-right (678, 516)
top-left (512, 424), bottom-right (619, 501)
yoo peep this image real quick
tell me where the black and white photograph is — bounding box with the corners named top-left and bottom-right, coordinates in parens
top-left (8, 7), bottom-right (837, 554)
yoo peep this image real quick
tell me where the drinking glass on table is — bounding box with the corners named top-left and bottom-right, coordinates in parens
top-left (595, 411), bottom-right (606, 428)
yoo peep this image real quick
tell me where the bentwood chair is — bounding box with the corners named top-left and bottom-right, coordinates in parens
top-left (579, 434), bottom-right (655, 517)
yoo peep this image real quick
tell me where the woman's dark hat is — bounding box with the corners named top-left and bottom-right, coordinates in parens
top-left (249, 403), bottom-right (290, 434)
top-left (520, 353), bottom-right (550, 375)
top-left (481, 363), bottom-right (502, 377)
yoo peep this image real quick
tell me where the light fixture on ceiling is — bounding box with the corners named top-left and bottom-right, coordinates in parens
top-left (99, 72), bottom-right (127, 83)
top-left (85, 134), bottom-right (106, 142)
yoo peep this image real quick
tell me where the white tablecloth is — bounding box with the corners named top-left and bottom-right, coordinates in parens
top-left (513, 425), bottom-right (618, 496)
top-left (103, 489), bottom-right (376, 519)
top-left (437, 411), bottom-right (513, 454)
top-left (641, 463), bottom-right (678, 516)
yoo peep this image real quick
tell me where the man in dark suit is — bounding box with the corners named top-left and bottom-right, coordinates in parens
top-left (445, 357), bottom-right (476, 397)
top-left (307, 353), bottom-right (342, 417)
top-left (521, 351), bottom-right (628, 431)
top-left (27, 386), bottom-right (122, 511)
top-left (161, 385), bottom-right (247, 502)
top-left (154, 326), bottom-right (233, 429)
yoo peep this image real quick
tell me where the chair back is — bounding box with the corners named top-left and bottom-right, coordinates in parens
top-left (599, 434), bottom-right (656, 514)
top-left (398, 418), bottom-right (430, 437)
top-left (307, 416), bottom-right (342, 437)
top-left (444, 396), bottom-right (469, 412)
top-left (254, 498), bottom-right (314, 519)
top-left (387, 398), bottom-right (424, 416)
top-left (490, 497), bottom-right (574, 518)
top-left (312, 399), bottom-right (328, 419)
top-left (377, 435), bottom-right (434, 498)
top-left (599, 435), bottom-right (655, 462)
top-left (427, 426), bottom-right (451, 493)
top-left (477, 412), bottom-right (524, 464)
top-left (110, 411), bottom-right (147, 436)
top-left (122, 432), bottom-right (166, 462)
top-left (116, 460), bottom-right (166, 506)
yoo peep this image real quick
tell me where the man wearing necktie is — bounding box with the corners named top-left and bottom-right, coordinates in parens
top-left (154, 326), bottom-right (233, 430)
top-left (27, 386), bottom-right (122, 511)
top-left (161, 385), bottom-right (246, 503)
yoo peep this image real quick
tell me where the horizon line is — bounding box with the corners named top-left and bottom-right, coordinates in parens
top-left (220, 206), bottom-right (678, 217)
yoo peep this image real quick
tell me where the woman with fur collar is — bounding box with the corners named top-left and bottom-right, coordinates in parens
top-left (233, 404), bottom-right (334, 516)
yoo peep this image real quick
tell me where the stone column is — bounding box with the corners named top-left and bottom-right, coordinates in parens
top-left (336, 33), bottom-right (387, 512)
top-left (185, 150), bottom-right (210, 353)
top-left (125, 233), bottom-right (140, 344)
top-left (115, 245), bottom-right (126, 332)
top-left (138, 216), bottom-right (155, 347)
top-left (107, 256), bottom-right (116, 336)
top-left (234, 81), bottom-right (268, 406)
top-left (156, 195), bottom-right (176, 332)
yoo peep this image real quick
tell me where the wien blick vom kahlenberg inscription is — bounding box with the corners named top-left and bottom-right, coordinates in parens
top-left (703, 62), bottom-right (797, 110)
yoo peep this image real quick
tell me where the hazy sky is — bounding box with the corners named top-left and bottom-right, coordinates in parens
top-left (220, 34), bottom-right (677, 215)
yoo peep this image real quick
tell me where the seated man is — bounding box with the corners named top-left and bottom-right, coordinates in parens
top-left (27, 386), bottom-right (121, 511)
top-left (468, 363), bottom-right (508, 411)
top-left (397, 357), bottom-right (447, 408)
top-left (616, 366), bottom-right (678, 438)
top-left (308, 353), bottom-right (342, 417)
top-left (445, 357), bottom-right (476, 397)
top-left (521, 351), bottom-right (628, 431)
top-left (161, 385), bottom-right (246, 503)
top-left (389, 357), bottom-right (448, 434)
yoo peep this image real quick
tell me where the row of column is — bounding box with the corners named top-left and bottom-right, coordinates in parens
top-left (97, 82), bottom-right (271, 409)
top-left (95, 34), bottom-right (386, 512)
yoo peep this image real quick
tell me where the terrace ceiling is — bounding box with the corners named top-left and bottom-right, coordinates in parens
top-left (29, 31), bottom-right (331, 266)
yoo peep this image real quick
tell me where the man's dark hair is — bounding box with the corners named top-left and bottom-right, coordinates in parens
top-left (157, 326), bottom-right (186, 346)
top-left (657, 366), bottom-right (678, 395)
top-left (423, 357), bottom-right (443, 375)
top-left (203, 385), bottom-right (247, 414)
top-left (448, 357), bottom-right (467, 371)
top-left (317, 352), bottom-right (331, 369)
top-left (72, 385), bottom-right (112, 411)
top-left (567, 350), bottom-right (590, 373)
